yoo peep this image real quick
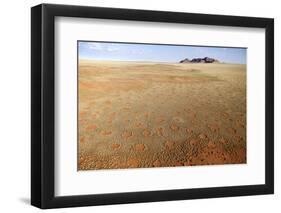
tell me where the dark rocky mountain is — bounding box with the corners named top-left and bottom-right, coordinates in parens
top-left (179, 58), bottom-right (191, 63)
top-left (179, 57), bottom-right (219, 63)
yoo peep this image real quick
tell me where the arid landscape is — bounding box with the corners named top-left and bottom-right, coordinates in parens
top-left (78, 60), bottom-right (246, 170)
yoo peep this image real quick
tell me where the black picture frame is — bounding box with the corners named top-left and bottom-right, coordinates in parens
top-left (31, 3), bottom-right (274, 209)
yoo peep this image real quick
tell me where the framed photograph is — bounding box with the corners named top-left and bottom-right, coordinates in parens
top-left (31, 3), bottom-right (274, 209)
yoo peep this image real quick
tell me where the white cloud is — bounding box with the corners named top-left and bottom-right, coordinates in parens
top-left (84, 42), bottom-right (120, 52)
top-left (107, 45), bottom-right (119, 52)
top-left (87, 43), bottom-right (103, 50)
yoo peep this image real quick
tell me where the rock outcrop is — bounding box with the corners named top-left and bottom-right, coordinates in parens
top-left (179, 58), bottom-right (191, 63)
top-left (179, 57), bottom-right (219, 63)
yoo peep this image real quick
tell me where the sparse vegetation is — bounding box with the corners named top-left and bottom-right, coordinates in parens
top-left (78, 60), bottom-right (246, 170)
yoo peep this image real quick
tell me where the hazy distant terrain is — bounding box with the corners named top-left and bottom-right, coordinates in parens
top-left (78, 60), bottom-right (246, 170)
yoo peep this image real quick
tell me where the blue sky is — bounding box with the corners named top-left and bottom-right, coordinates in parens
top-left (78, 41), bottom-right (246, 64)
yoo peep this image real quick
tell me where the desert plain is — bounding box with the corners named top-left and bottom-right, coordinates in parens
top-left (78, 60), bottom-right (246, 170)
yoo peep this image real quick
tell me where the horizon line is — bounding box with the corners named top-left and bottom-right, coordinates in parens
top-left (78, 58), bottom-right (246, 65)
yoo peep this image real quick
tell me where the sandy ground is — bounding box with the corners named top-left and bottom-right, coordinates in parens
top-left (78, 60), bottom-right (246, 170)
